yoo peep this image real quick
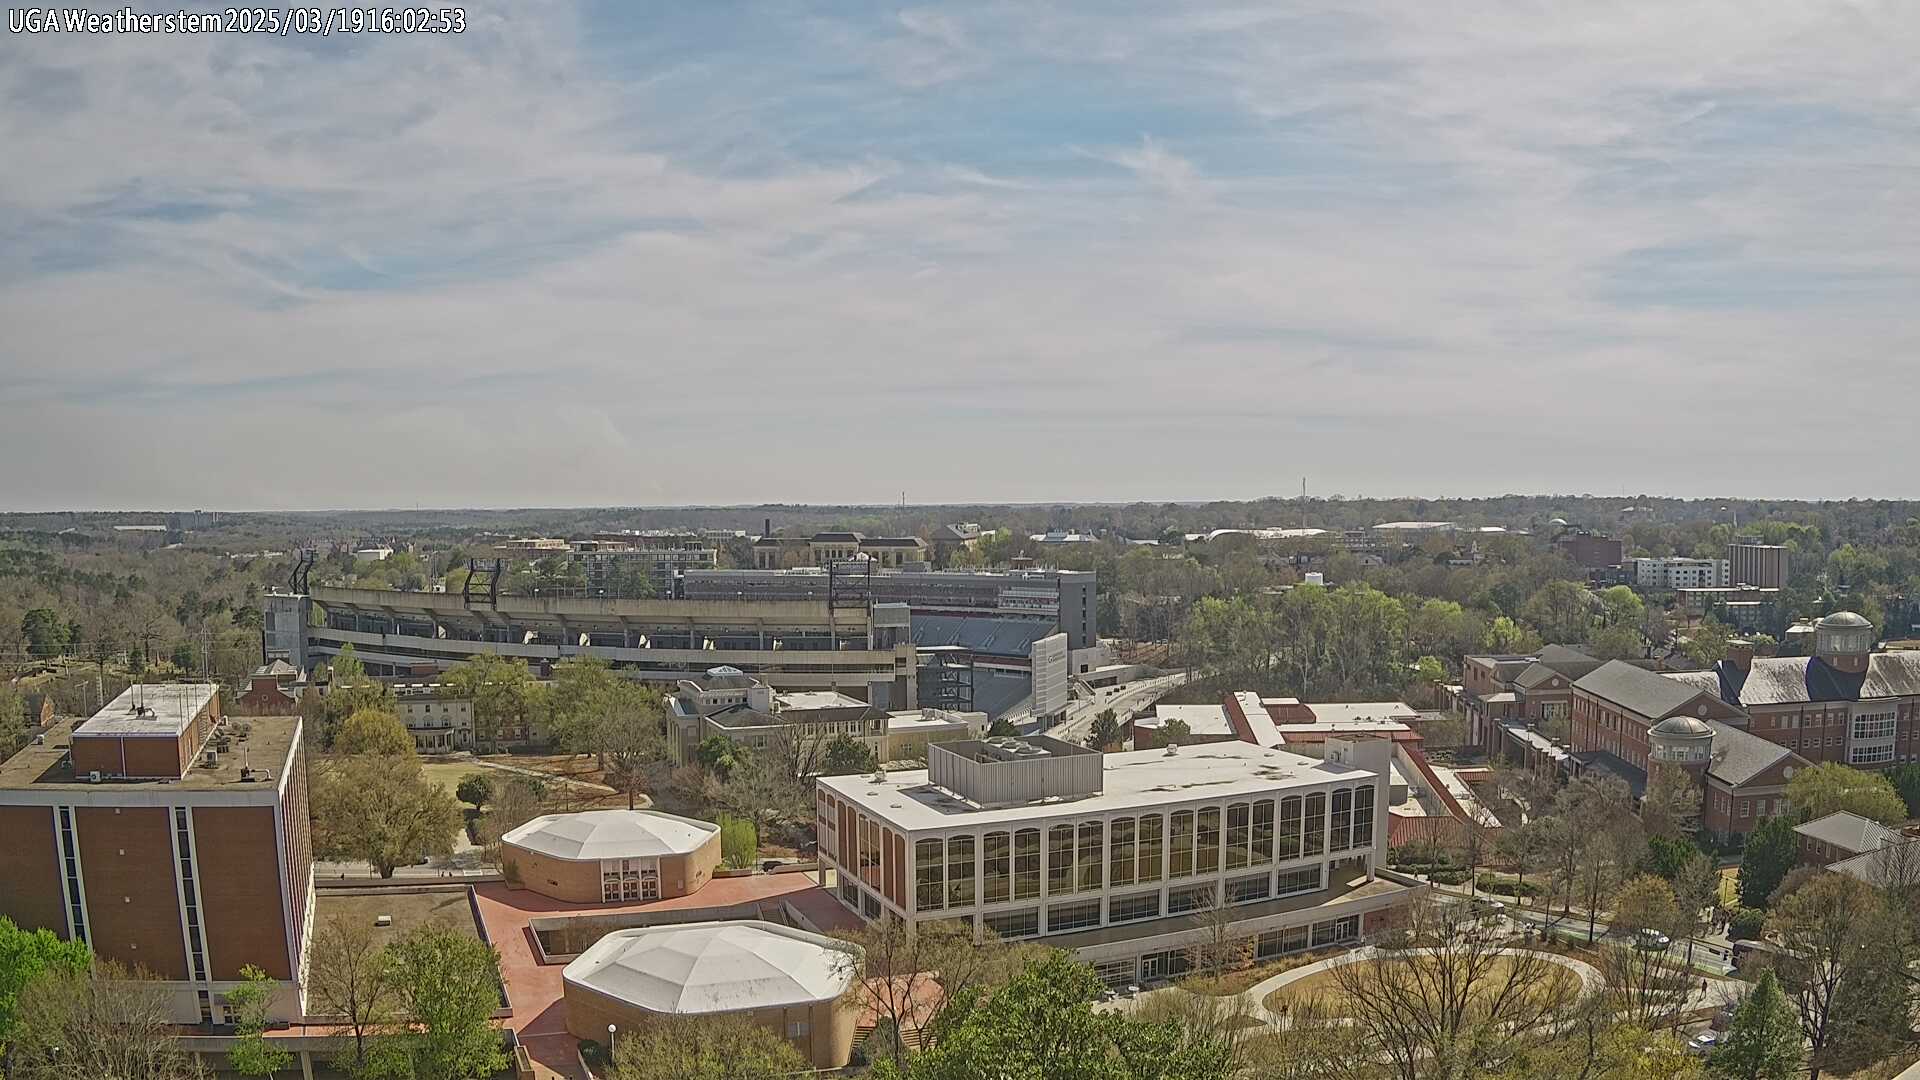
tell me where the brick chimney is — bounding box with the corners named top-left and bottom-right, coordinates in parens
top-left (1726, 639), bottom-right (1754, 673)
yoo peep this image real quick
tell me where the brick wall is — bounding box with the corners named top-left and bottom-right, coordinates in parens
top-left (0, 805), bottom-right (65, 934)
top-left (75, 806), bottom-right (190, 979)
top-left (193, 805), bottom-right (293, 980)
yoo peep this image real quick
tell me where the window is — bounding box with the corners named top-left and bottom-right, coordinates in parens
top-left (787, 1020), bottom-right (810, 1038)
top-left (1853, 713), bottom-right (1897, 741)
top-left (985, 908), bottom-right (1039, 940)
top-left (983, 831), bottom-right (1011, 904)
top-left (1851, 744), bottom-right (1896, 765)
top-left (1329, 788), bottom-right (1353, 853)
top-left (948, 834), bottom-right (975, 907)
top-left (1078, 821), bottom-right (1104, 891)
top-left (1276, 865), bottom-right (1323, 897)
top-left (1092, 958), bottom-right (1138, 986)
top-left (1048, 824), bottom-right (1076, 894)
top-left (1109, 891), bottom-right (1161, 923)
top-left (1046, 900), bottom-right (1102, 933)
top-left (1278, 796), bottom-right (1303, 860)
top-left (862, 890), bottom-right (881, 919)
top-left (916, 838), bottom-right (945, 911)
top-left (1226, 803), bottom-right (1250, 870)
top-left (1196, 807), bottom-right (1221, 874)
top-left (1169, 882), bottom-right (1218, 914)
top-left (1110, 818), bottom-right (1136, 888)
top-left (1739, 800), bottom-right (1750, 818)
top-left (1014, 829), bottom-right (1041, 900)
top-left (1303, 793), bottom-right (1326, 857)
top-left (1312, 916), bottom-right (1360, 946)
top-left (1227, 873), bottom-right (1271, 904)
top-left (1170, 810), bottom-right (1195, 878)
top-left (1252, 800), bottom-right (1274, 864)
top-left (1352, 785), bottom-right (1375, 849)
top-left (1137, 814), bottom-right (1163, 882)
top-left (1257, 925), bottom-right (1311, 958)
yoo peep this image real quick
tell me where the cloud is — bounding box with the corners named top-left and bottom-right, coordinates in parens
top-left (2, 1), bottom-right (1919, 510)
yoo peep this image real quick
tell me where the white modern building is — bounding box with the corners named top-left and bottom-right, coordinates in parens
top-left (815, 734), bottom-right (1421, 985)
top-left (1632, 557), bottom-right (1730, 590)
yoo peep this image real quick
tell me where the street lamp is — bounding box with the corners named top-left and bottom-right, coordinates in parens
top-left (607, 1023), bottom-right (616, 1053)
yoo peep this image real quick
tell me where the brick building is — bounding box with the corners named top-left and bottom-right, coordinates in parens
top-left (1554, 531), bottom-right (1625, 570)
top-left (1666, 613), bottom-right (1920, 769)
top-left (0, 684), bottom-right (313, 1026)
top-left (1569, 661), bottom-right (1808, 839)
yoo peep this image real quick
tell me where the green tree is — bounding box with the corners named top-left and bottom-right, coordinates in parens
top-left (385, 924), bottom-right (509, 1080)
top-left (0, 917), bottom-right (90, 1055)
top-left (226, 963), bottom-right (294, 1078)
top-left (879, 951), bottom-right (1231, 1080)
top-left (1672, 852), bottom-right (1721, 966)
top-left (694, 735), bottom-right (741, 779)
top-left (719, 814), bottom-right (758, 870)
top-left (818, 733), bottom-right (879, 777)
top-left (455, 773), bottom-right (494, 810)
top-left (307, 912), bottom-right (399, 1075)
top-left (1709, 970), bottom-right (1802, 1080)
top-left (1785, 762), bottom-right (1908, 826)
top-left (1737, 816), bottom-right (1798, 909)
top-left (19, 608), bottom-right (69, 658)
top-left (1610, 875), bottom-right (1682, 936)
top-left (1768, 872), bottom-right (1908, 1079)
top-left (6, 959), bottom-right (202, 1080)
top-left (1683, 619), bottom-right (1735, 668)
top-left (312, 755), bottom-right (463, 878)
top-left (1086, 709), bottom-right (1125, 751)
top-left (1485, 616), bottom-right (1542, 653)
top-left (334, 708), bottom-right (416, 758)
top-left (1590, 623), bottom-right (1646, 661)
top-left (1521, 580), bottom-right (1596, 644)
top-left (443, 653), bottom-right (540, 753)
top-left (1887, 763), bottom-right (1920, 818)
top-left (1598, 585), bottom-right (1648, 628)
top-left (545, 656), bottom-right (660, 771)
top-left (608, 1014), bottom-right (805, 1080)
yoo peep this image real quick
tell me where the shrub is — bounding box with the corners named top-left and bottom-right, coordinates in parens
top-left (719, 814), bottom-right (758, 870)
top-left (1727, 906), bottom-right (1766, 941)
top-left (1475, 874), bottom-right (1545, 898)
top-left (455, 773), bottom-right (494, 809)
top-left (1429, 869), bottom-right (1470, 885)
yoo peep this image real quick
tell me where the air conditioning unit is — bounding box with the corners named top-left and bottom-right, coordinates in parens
top-left (87, 771), bottom-right (102, 784)
top-left (204, 750), bottom-right (219, 766)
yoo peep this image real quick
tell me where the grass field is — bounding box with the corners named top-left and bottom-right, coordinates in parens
top-left (1264, 955), bottom-right (1579, 1017)
top-left (420, 761), bottom-right (489, 802)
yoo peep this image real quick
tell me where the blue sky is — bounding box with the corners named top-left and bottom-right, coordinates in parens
top-left (3, 2), bottom-right (1918, 510)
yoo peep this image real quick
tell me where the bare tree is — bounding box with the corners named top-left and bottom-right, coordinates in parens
top-left (307, 912), bottom-right (400, 1071)
top-left (830, 918), bottom-right (1033, 1075)
top-left (1326, 898), bottom-right (1589, 1080)
top-left (7, 959), bottom-right (208, 1080)
top-left (1595, 942), bottom-right (1694, 1029)
top-left (1186, 893), bottom-right (1256, 979)
top-left (1769, 871), bottom-right (1909, 1080)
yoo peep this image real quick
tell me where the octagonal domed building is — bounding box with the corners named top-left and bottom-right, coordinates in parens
top-left (562, 920), bottom-right (861, 1068)
top-left (501, 809), bottom-right (721, 903)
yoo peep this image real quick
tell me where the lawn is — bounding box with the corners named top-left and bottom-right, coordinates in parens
top-left (421, 760), bottom-right (489, 802)
top-left (1181, 949), bottom-right (1348, 997)
top-left (1264, 954), bottom-right (1580, 1017)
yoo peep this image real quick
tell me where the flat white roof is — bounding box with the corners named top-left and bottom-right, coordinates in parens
top-left (76, 683), bottom-right (217, 738)
top-left (775, 690), bottom-right (868, 712)
top-left (564, 920), bottom-right (856, 1015)
top-left (885, 709), bottom-right (984, 732)
top-left (502, 810), bottom-right (717, 862)
top-left (1134, 704), bottom-right (1233, 736)
top-left (819, 740), bottom-right (1376, 833)
top-left (1307, 702), bottom-right (1418, 725)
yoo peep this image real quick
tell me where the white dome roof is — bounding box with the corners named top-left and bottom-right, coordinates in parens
top-left (1817, 611), bottom-right (1871, 629)
top-left (502, 810), bottom-right (717, 862)
top-left (564, 921), bottom-right (857, 1014)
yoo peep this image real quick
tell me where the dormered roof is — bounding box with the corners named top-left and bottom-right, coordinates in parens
top-left (1573, 661), bottom-right (1708, 720)
top-left (1670, 653), bottom-right (1920, 708)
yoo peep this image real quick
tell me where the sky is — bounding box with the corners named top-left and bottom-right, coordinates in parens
top-left (3, 1), bottom-right (1919, 511)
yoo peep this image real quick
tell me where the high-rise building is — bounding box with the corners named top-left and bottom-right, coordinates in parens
top-left (1729, 542), bottom-right (1791, 589)
top-left (0, 684), bottom-right (313, 1025)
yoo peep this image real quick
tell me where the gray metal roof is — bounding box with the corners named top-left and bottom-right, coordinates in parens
top-left (910, 613), bottom-right (1056, 658)
top-left (1704, 721), bottom-right (1796, 787)
top-left (1573, 660), bottom-right (1705, 720)
top-left (1676, 653), bottom-right (1920, 707)
top-left (1794, 810), bottom-right (1899, 854)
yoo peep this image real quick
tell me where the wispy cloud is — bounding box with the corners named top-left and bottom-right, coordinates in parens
top-left (3, 1), bottom-right (1919, 509)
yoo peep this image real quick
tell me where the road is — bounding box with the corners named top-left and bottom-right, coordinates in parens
top-left (1446, 894), bottom-right (1737, 974)
top-left (1028, 673), bottom-right (1188, 745)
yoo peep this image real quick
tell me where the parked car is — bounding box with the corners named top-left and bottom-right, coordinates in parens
top-left (1636, 928), bottom-right (1672, 951)
top-left (1686, 1031), bottom-right (1719, 1056)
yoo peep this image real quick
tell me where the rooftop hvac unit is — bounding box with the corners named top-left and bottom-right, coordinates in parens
top-left (374, 914), bottom-right (393, 927)
top-left (204, 750), bottom-right (219, 767)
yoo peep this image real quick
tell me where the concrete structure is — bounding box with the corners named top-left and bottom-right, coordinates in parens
top-left (502, 810), bottom-right (722, 904)
top-left (277, 586), bottom-right (920, 710)
top-left (668, 666), bottom-right (984, 764)
top-left (816, 735), bottom-right (1421, 985)
top-left (1569, 660), bottom-right (1809, 839)
top-left (1668, 612), bottom-right (1920, 769)
top-left (234, 661), bottom-right (306, 716)
top-left (562, 921), bottom-right (860, 1069)
top-left (570, 533), bottom-right (719, 594)
top-left (753, 531), bottom-right (927, 569)
top-left (1554, 531), bottom-right (1625, 570)
top-left (1632, 557), bottom-right (1730, 590)
top-left (0, 688), bottom-right (313, 1027)
top-left (1730, 542), bottom-right (1792, 589)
